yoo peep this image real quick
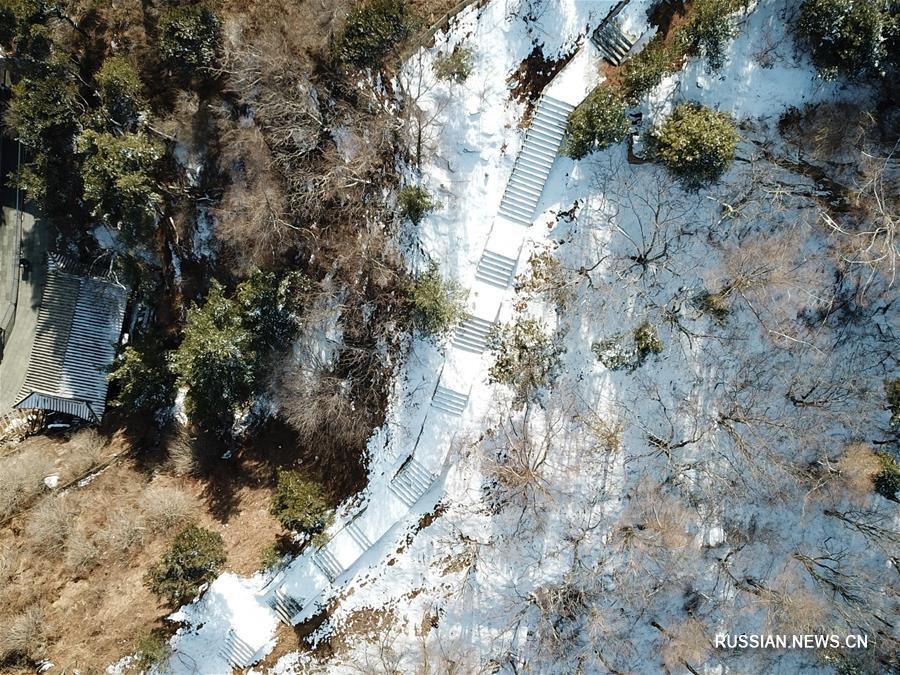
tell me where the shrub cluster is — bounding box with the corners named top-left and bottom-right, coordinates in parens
top-left (562, 86), bottom-right (629, 159)
top-left (398, 184), bottom-right (438, 225)
top-left (145, 525), bottom-right (226, 606)
top-left (621, 39), bottom-right (679, 101)
top-left (678, 0), bottom-right (743, 71)
top-left (408, 265), bottom-right (468, 337)
top-left (335, 0), bottom-right (413, 68)
top-left (270, 470), bottom-right (334, 538)
top-left (592, 322), bottom-right (665, 372)
top-left (874, 452), bottom-right (900, 501)
top-left (488, 317), bottom-right (564, 406)
top-left (649, 103), bottom-right (738, 185)
top-left (434, 45), bottom-right (475, 83)
top-left (796, 0), bottom-right (890, 79)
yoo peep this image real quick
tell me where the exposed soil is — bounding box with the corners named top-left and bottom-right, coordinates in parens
top-left (0, 429), bottom-right (286, 673)
top-left (508, 44), bottom-right (579, 123)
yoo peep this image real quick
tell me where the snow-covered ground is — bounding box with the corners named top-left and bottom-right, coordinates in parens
top-left (150, 0), bottom-right (897, 673)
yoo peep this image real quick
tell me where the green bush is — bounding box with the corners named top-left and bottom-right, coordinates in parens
top-left (270, 470), bottom-right (333, 537)
top-left (633, 322), bottom-right (663, 360)
top-left (335, 0), bottom-right (413, 68)
top-left (133, 629), bottom-right (169, 669)
top-left (592, 322), bottom-right (664, 372)
top-left (158, 3), bottom-right (221, 73)
top-left (562, 86), bottom-right (629, 159)
top-left (873, 452), bottom-right (900, 500)
top-left (108, 336), bottom-right (176, 417)
top-left (796, 0), bottom-right (887, 78)
top-left (145, 525), bottom-right (226, 606)
top-left (398, 185), bottom-right (438, 225)
top-left (678, 0), bottom-right (742, 71)
top-left (887, 378), bottom-right (900, 429)
top-left (77, 129), bottom-right (163, 237)
top-left (0, 0), bottom-right (16, 46)
top-left (5, 75), bottom-right (77, 149)
top-left (408, 265), bottom-right (468, 337)
top-left (434, 45), bottom-right (474, 83)
top-left (622, 38), bottom-right (679, 101)
top-left (96, 55), bottom-right (144, 125)
top-left (170, 281), bottom-right (257, 428)
top-left (170, 273), bottom-right (304, 430)
top-left (650, 103), bottom-right (738, 185)
top-left (488, 317), bottom-right (564, 406)
top-left (696, 291), bottom-right (730, 323)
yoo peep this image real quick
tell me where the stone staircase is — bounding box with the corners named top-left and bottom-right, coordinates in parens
top-left (591, 20), bottom-right (637, 66)
top-left (267, 586), bottom-right (304, 625)
top-left (312, 545), bottom-right (344, 582)
top-left (389, 457), bottom-right (438, 507)
top-left (498, 96), bottom-right (575, 225)
top-left (431, 385), bottom-right (469, 416)
top-left (219, 629), bottom-right (260, 669)
top-left (475, 250), bottom-right (518, 288)
top-left (452, 315), bottom-right (495, 354)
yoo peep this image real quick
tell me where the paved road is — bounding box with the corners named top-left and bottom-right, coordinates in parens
top-left (0, 206), bottom-right (46, 412)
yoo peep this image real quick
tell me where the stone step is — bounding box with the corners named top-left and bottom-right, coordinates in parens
top-left (346, 518), bottom-right (373, 551)
top-left (268, 587), bottom-right (304, 625)
top-left (476, 250), bottom-right (517, 288)
top-left (452, 316), bottom-right (494, 353)
top-left (219, 629), bottom-right (258, 668)
top-left (389, 457), bottom-right (437, 507)
top-left (312, 545), bottom-right (343, 582)
top-left (431, 385), bottom-right (469, 416)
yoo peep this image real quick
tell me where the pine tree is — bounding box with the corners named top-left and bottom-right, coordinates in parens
top-left (145, 525), bottom-right (226, 606)
top-left (170, 281), bottom-right (257, 429)
top-left (651, 103), bottom-right (738, 185)
top-left (158, 3), bottom-right (221, 74)
top-left (270, 470), bottom-right (334, 536)
top-left (563, 86), bottom-right (629, 159)
top-left (797, 0), bottom-right (887, 78)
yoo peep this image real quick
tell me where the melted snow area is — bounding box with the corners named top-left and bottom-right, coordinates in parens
top-left (151, 0), bottom-right (897, 673)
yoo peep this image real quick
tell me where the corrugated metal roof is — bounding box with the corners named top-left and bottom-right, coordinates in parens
top-left (14, 259), bottom-right (128, 422)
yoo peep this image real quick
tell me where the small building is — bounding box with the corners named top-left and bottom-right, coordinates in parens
top-left (14, 255), bottom-right (128, 423)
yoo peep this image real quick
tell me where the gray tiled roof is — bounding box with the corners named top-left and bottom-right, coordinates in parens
top-left (14, 257), bottom-right (128, 422)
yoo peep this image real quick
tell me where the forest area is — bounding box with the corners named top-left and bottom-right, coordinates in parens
top-left (0, 0), bottom-right (470, 670)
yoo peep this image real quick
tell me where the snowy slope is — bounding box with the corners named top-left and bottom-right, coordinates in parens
top-left (152, 0), bottom-right (898, 673)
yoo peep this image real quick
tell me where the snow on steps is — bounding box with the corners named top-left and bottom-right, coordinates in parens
top-left (267, 586), bottom-right (305, 625)
top-left (312, 545), bottom-right (344, 582)
top-left (389, 456), bottom-right (438, 507)
top-left (498, 96), bottom-right (575, 225)
top-left (452, 314), bottom-right (496, 354)
top-left (431, 384), bottom-right (470, 416)
top-left (476, 250), bottom-right (518, 288)
top-left (591, 20), bottom-right (636, 66)
top-left (219, 629), bottom-right (263, 669)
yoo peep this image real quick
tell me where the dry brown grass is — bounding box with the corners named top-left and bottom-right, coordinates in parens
top-left (97, 507), bottom-right (148, 555)
top-left (24, 496), bottom-right (74, 556)
top-left (165, 427), bottom-right (199, 477)
top-left (0, 452), bottom-right (54, 522)
top-left (64, 528), bottom-right (100, 577)
top-left (660, 618), bottom-right (711, 671)
top-left (619, 480), bottom-right (696, 552)
top-left (766, 579), bottom-right (832, 635)
top-left (64, 429), bottom-right (107, 479)
top-left (0, 545), bottom-right (18, 586)
top-left (836, 442), bottom-right (881, 499)
top-left (144, 483), bottom-right (197, 532)
top-left (0, 605), bottom-right (49, 664)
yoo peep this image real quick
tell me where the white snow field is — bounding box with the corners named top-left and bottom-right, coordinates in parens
top-left (146, 0), bottom-right (897, 673)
